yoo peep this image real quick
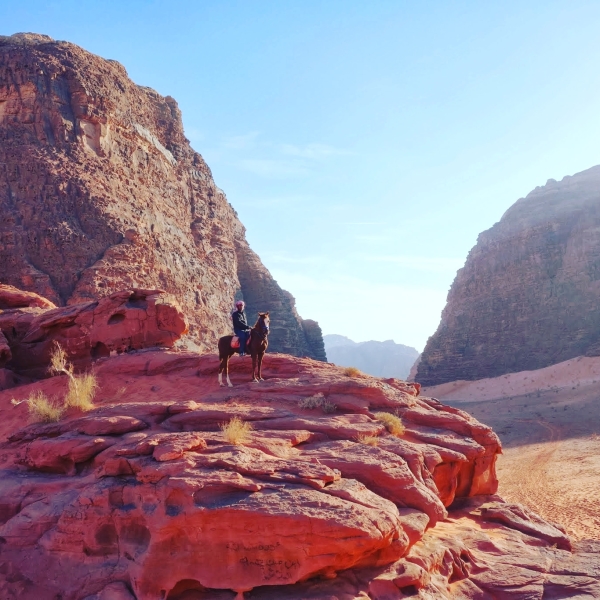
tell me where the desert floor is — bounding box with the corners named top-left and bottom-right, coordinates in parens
top-left (424, 356), bottom-right (600, 543)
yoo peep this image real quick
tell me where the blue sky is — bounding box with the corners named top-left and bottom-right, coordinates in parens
top-left (3, 1), bottom-right (600, 349)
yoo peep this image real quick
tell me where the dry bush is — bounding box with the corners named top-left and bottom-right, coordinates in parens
top-left (49, 342), bottom-right (73, 378)
top-left (50, 343), bottom-right (97, 412)
top-left (65, 373), bottom-right (98, 411)
top-left (298, 393), bottom-right (324, 409)
top-left (221, 416), bottom-right (253, 445)
top-left (299, 393), bottom-right (336, 413)
top-left (321, 398), bottom-right (337, 413)
top-left (343, 367), bottom-right (362, 378)
top-left (356, 434), bottom-right (379, 446)
top-left (374, 411), bottom-right (405, 437)
top-left (12, 391), bottom-right (64, 423)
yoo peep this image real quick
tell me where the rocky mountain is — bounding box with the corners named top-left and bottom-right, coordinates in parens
top-left (417, 165), bottom-right (600, 385)
top-left (324, 334), bottom-right (419, 379)
top-left (0, 33), bottom-right (324, 360)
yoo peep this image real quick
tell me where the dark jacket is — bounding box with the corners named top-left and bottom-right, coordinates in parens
top-left (232, 309), bottom-right (249, 332)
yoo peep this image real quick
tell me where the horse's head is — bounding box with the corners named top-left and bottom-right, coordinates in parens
top-left (257, 312), bottom-right (270, 334)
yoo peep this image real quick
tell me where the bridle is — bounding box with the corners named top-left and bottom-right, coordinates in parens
top-left (254, 318), bottom-right (270, 340)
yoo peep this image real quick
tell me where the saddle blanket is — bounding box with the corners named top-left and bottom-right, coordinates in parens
top-left (231, 336), bottom-right (250, 349)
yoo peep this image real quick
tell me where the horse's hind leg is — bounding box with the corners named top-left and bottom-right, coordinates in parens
top-left (224, 354), bottom-right (233, 387)
top-left (218, 356), bottom-right (225, 386)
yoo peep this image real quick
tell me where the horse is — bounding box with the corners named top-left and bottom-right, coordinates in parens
top-left (217, 312), bottom-right (270, 387)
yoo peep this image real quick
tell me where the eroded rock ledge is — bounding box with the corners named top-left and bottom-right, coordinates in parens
top-left (0, 350), bottom-right (596, 599)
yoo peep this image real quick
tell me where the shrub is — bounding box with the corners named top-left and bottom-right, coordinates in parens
top-left (50, 343), bottom-right (97, 412)
top-left (343, 367), bottom-right (362, 378)
top-left (298, 393), bottom-right (336, 413)
top-left (298, 393), bottom-right (324, 409)
top-left (12, 391), bottom-right (64, 423)
top-left (374, 411), bottom-right (405, 437)
top-left (356, 434), bottom-right (379, 446)
top-left (221, 416), bottom-right (253, 445)
top-left (320, 398), bottom-right (337, 413)
top-left (65, 372), bottom-right (98, 411)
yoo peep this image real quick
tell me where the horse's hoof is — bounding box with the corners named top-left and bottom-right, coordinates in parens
top-left (227, 383), bottom-right (233, 388)
top-left (219, 383), bottom-right (225, 387)
top-left (252, 379), bottom-right (259, 383)
top-left (258, 377), bottom-right (264, 381)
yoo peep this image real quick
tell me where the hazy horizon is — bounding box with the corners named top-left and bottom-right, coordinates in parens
top-left (3, 1), bottom-right (600, 350)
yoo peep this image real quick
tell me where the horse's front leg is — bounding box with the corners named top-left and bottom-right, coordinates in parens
top-left (251, 353), bottom-right (259, 382)
top-left (257, 352), bottom-right (264, 381)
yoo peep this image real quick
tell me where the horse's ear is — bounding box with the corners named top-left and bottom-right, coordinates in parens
top-left (265, 311), bottom-right (269, 316)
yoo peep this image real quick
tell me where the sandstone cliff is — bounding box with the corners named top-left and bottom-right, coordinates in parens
top-left (417, 165), bottom-right (600, 385)
top-left (0, 33), bottom-right (324, 359)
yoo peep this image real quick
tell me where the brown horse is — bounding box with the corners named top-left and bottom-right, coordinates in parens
top-left (218, 312), bottom-right (270, 387)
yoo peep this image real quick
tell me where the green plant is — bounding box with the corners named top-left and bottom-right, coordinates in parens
top-left (374, 411), bottom-right (405, 437)
top-left (221, 416), bottom-right (253, 445)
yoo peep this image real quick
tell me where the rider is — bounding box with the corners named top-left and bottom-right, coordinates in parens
top-left (232, 300), bottom-right (251, 357)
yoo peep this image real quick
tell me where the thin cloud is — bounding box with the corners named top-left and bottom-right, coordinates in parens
top-left (361, 255), bottom-right (464, 272)
top-left (280, 142), bottom-right (351, 160)
top-left (237, 158), bottom-right (309, 178)
top-left (221, 131), bottom-right (261, 150)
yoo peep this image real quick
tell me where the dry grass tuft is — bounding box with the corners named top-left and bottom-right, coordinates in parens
top-left (50, 343), bottom-right (97, 412)
top-left (13, 391), bottom-right (65, 423)
top-left (343, 366), bottom-right (362, 378)
top-left (221, 416), bottom-right (253, 445)
top-left (49, 342), bottom-right (73, 378)
top-left (356, 434), bottom-right (380, 446)
top-left (374, 411), bottom-right (405, 437)
top-left (299, 393), bottom-right (337, 413)
top-left (65, 373), bottom-right (98, 411)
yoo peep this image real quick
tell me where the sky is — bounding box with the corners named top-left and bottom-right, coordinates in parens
top-left (2, 1), bottom-right (600, 350)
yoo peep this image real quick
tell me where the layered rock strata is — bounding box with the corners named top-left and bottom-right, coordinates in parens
top-left (418, 165), bottom-right (600, 385)
top-left (0, 284), bottom-right (187, 379)
top-left (0, 32), bottom-right (324, 359)
top-left (1, 347), bottom-right (590, 599)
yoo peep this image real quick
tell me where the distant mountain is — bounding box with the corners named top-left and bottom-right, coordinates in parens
top-left (323, 335), bottom-right (420, 380)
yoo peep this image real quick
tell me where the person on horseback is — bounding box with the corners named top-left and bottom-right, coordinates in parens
top-left (232, 300), bottom-right (251, 357)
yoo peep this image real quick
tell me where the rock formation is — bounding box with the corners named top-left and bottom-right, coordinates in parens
top-left (418, 165), bottom-right (600, 385)
top-left (0, 284), bottom-right (187, 380)
top-left (0, 32), bottom-right (324, 360)
top-left (1, 347), bottom-right (597, 599)
top-left (324, 334), bottom-right (419, 379)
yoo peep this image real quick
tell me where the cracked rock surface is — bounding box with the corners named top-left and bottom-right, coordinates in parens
top-left (0, 350), bottom-right (596, 599)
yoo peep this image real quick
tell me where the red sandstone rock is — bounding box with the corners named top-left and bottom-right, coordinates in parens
top-left (0, 284), bottom-right (57, 310)
top-left (0, 33), bottom-right (325, 360)
top-left (0, 349), bottom-right (593, 599)
top-left (0, 288), bottom-right (187, 377)
top-left (417, 164), bottom-right (600, 385)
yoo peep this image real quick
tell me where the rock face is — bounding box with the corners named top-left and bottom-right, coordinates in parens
top-left (1, 349), bottom-right (597, 599)
top-left (418, 165), bottom-right (600, 385)
top-left (0, 32), bottom-right (324, 360)
top-left (0, 285), bottom-right (187, 379)
top-left (325, 334), bottom-right (419, 379)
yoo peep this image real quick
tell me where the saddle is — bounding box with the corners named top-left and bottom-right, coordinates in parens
top-left (231, 334), bottom-right (251, 349)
